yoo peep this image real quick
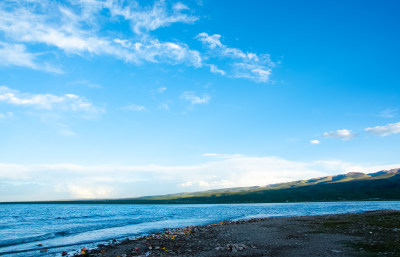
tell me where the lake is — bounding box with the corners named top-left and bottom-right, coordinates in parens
top-left (1, 201), bottom-right (400, 256)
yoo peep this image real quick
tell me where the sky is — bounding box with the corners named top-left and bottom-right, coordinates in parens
top-left (1, 0), bottom-right (400, 201)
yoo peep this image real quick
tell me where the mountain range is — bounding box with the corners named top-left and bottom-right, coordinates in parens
top-left (125, 168), bottom-right (400, 204)
top-left (6, 168), bottom-right (399, 204)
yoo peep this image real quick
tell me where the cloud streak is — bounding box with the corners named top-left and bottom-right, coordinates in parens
top-left (0, 86), bottom-right (102, 114)
top-left (365, 122), bottom-right (400, 136)
top-left (1, 155), bottom-right (399, 201)
top-left (123, 104), bottom-right (146, 112)
top-left (0, 0), bottom-right (201, 70)
top-left (181, 91), bottom-right (210, 104)
top-left (0, 1), bottom-right (277, 82)
top-left (323, 129), bottom-right (356, 141)
top-left (0, 41), bottom-right (61, 73)
top-left (106, 0), bottom-right (198, 34)
top-left (197, 32), bottom-right (274, 82)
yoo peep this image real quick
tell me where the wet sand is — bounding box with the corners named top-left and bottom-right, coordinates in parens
top-left (75, 209), bottom-right (400, 257)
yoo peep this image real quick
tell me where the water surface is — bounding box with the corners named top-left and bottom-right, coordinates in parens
top-left (1, 201), bottom-right (400, 256)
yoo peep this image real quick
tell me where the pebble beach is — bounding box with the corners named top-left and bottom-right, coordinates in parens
top-left (73, 209), bottom-right (400, 257)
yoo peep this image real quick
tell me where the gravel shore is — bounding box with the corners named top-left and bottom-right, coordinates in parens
top-left (75, 209), bottom-right (400, 257)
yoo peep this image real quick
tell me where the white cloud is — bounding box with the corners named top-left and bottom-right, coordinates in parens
top-left (0, 1), bottom-right (276, 81)
top-left (0, 41), bottom-right (61, 73)
top-left (310, 139), bottom-right (320, 144)
top-left (181, 91), bottom-right (210, 104)
top-left (203, 153), bottom-right (225, 157)
top-left (56, 123), bottom-right (76, 137)
top-left (68, 184), bottom-right (113, 199)
top-left (173, 2), bottom-right (190, 11)
top-left (158, 103), bottom-right (169, 110)
top-left (69, 80), bottom-right (102, 89)
top-left (125, 40), bottom-right (202, 67)
top-left (0, 112), bottom-right (13, 119)
top-left (209, 64), bottom-right (225, 75)
top-left (196, 32), bottom-right (274, 82)
top-left (106, 0), bottom-right (198, 34)
top-left (197, 33), bottom-right (222, 49)
top-left (233, 63), bottom-right (271, 83)
top-left (1, 156), bottom-right (399, 201)
top-left (365, 122), bottom-right (400, 136)
top-left (0, 0), bottom-right (202, 70)
top-left (0, 0), bottom-right (131, 66)
top-left (323, 129), bottom-right (356, 141)
top-left (180, 180), bottom-right (234, 188)
top-left (157, 87), bottom-right (167, 93)
top-left (0, 42), bottom-right (36, 69)
top-left (0, 86), bottom-right (103, 113)
top-left (0, 2), bottom-right (119, 55)
top-left (202, 153), bottom-right (243, 158)
top-left (123, 104), bottom-right (146, 112)
top-left (379, 108), bottom-right (397, 118)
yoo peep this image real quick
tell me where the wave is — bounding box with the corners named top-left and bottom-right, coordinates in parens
top-left (0, 216), bottom-right (158, 249)
top-left (0, 232), bottom-right (63, 247)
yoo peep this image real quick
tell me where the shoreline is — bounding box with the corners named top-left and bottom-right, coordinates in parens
top-left (2, 199), bottom-right (400, 205)
top-left (73, 209), bottom-right (400, 257)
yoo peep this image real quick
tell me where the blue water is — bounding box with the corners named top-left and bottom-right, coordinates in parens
top-left (1, 201), bottom-right (400, 256)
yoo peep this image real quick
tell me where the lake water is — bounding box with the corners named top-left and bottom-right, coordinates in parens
top-left (1, 201), bottom-right (400, 256)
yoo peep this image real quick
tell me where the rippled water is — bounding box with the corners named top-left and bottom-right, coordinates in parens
top-left (1, 201), bottom-right (400, 256)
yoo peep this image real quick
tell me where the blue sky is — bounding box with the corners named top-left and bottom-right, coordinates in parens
top-left (1, 0), bottom-right (400, 201)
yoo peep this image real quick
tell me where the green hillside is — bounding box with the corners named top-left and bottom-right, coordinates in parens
top-left (3, 168), bottom-right (400, 204)
top-left (125, 168), bottom-right (400, 203)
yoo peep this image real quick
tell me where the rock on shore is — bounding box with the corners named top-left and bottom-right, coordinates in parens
top-left (74, 209), bottom-right (400, 257)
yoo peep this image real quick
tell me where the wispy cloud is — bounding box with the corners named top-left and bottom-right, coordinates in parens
top-left (0, 2), bottom-right (119, 55)
top-left (323, 129), bottom-right (356, 141)
top-left (181, 91), bottom-right (210, 104)
top-left (197, 33), bottom-right (222, 49)
top-left (123, 104), bottom-right (146, 112)
top-left (202, 153), bottom-right (243, 158)
top-left (56, 123), bottom-right (76, 137)
top-left (0, 1), bottom-right (276, 82)
top-left (0, 86), bottom-right (103, 114)
top-left (365, 122), bottom-right (400, 136)
top-left (106, 0), bottom-right (198, 34)
top-left (158, 103), bottom-right (169, 110)
top-left (0, 41), bottom-right (37, 69)
top-left (173, 2), bottom-right (190, 11)
top-left (197, 32), bottom-right (274, 82)
top-left (378, 108), bottom-right (397, 118)
top-left (0, 41), bottom-right (61, 73)
top-left (157, 87), bottom-right (167, 93)
top-left (209, 64), bottom-right (225, 75)
top-left (0, 0), bottom-right (201, 70)
top-left (233, 63), bottom-right (271, 82)
top-left (1, 156), bottom-right (399, 201)
top-left (69, 80), bottom-right (102, 89)
top-left (114, 39), bottom-right (202, 67)
top-left (0, 112), bottom-right (13, 119)
top-left (310, 139), bottom-right (320, 144)
top-left (0, 0), bottom-right (127, 67)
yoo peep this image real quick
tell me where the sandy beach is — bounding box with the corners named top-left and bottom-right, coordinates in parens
top-left (74, 209), bottom-right (400, 257)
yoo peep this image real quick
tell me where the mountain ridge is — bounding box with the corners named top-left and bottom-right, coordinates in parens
top-left (134, 168), bottom-right (400, 201)
top-left (2, 168), bottom-right (399, 204)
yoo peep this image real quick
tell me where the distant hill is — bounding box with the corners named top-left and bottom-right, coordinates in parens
top-left (126, 168), bottom-right (400, 204)
top-left (3, 168), bottom-right (400, 204)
